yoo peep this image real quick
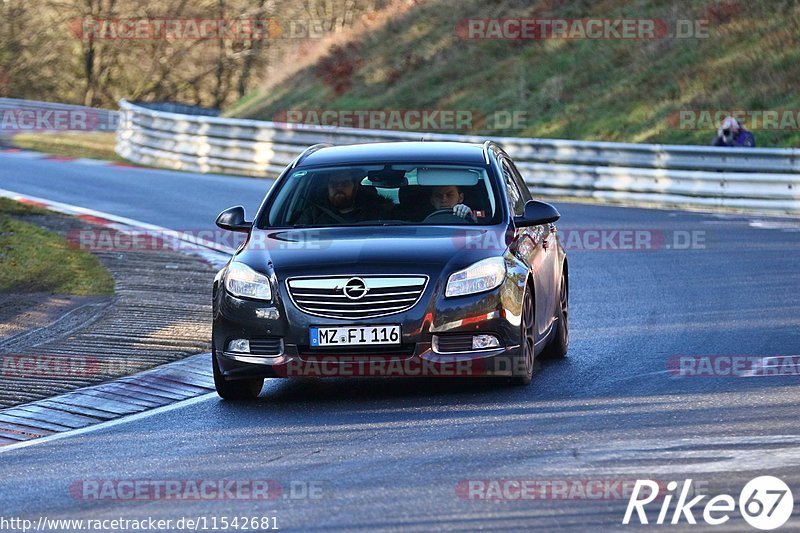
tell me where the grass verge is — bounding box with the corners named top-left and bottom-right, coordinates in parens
top-left (0, 198), bottom-right (115, 295)
top-left (11, 132), bottom-right (124, 162)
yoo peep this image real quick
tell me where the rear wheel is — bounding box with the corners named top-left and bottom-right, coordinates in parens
top-left (541, 271), bottom-right (568, 360)
top-left (510, 286), bottom-right (535, 386)
top-left (212, 350), bottom-right (264, 401)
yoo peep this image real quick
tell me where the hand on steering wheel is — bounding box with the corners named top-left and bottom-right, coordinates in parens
top-left (453, 204), bottom-right (474, 220)
top-left (422, 206), bottom-right (477, 223)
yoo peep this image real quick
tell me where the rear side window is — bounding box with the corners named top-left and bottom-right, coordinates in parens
top-left (505, 159), bottom-right (533, 203)
top-left (501, 160), bottom-right (525, 217)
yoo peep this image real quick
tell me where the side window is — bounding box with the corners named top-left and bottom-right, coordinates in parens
top-left (506, 159), bottom-right (533, 202)
top-left (501, 160), bottom-right (525, 216)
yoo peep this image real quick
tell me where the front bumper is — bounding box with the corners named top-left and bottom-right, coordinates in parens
top-left (213, 276), bottom-right (525, 380)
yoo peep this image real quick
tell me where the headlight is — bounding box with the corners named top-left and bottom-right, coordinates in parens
top-left (224, 262), bottom-right (272, 300)
top-left (445, 257), bottom-right (506, 297)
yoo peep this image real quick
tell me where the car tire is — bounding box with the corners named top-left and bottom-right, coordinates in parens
top-left (510, 285), bottom-right (535, 386)
top-left (540, 271), bottom-right (568, 360)
top-left (212, 351), bottom-right (264, 401)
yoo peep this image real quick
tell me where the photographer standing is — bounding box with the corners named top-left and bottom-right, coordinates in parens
top-left (712, 116), bottom-right (756, 147)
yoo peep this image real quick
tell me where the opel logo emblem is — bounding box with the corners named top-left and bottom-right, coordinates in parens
top-left (343, 277), bottom-right (369, 300)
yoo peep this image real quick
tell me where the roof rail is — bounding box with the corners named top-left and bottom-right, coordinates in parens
top-left (481, 140), bottom-right (493, 164)
top-left (292, 143), bottom-right (333, 168)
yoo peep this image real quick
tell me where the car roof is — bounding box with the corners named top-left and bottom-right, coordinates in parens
top-left (297, 141), bottom-right (489, 167)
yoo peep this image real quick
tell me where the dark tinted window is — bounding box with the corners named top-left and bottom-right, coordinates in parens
top-left (505, 158), bottom-right (533, 203)
top-left (261, 164), bottom-right (500, 228)
top-left (501, 160), bottom-right (525, 217)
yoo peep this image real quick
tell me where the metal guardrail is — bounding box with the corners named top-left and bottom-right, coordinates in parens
top-left (0, 98), bottom-right (119, 134)
top-left (112, 99), bottom-right (795, 214)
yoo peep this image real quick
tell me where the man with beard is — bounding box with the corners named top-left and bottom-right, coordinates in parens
top-left (296, 169), bottom-right (391, 225)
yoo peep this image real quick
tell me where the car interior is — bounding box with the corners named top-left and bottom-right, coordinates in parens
top-left (279, 165), bottom-right (495, 226)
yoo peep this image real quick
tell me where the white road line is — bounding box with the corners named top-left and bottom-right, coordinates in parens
top-left (0, 392), bottom-right (217, 454)
top-left (0, 186), bottom-right (233, 267)
top-left (0, 187), bottom-right (234, 253)
top-left (749, 219), bottom-right (800, 232)
top-left (0, 188), bottom-right (232, 451)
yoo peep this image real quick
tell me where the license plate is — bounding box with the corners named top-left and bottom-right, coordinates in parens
top-left (309, 325), bottom-right (401, 347)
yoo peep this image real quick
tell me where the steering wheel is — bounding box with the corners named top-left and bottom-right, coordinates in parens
top-left (422, 208), bottom-right (476, 224)
top-left (308, 201), bottom-right (349, 224)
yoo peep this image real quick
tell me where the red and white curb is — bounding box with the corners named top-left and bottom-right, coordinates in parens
top-left (0, 189), bottom-right (234, 447)
top-left (0, 353), bottom-right (216, 451)
top-left (0, 187), bottom-right (233, 268)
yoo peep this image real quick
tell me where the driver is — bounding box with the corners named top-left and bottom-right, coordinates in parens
top-left (296, 170), bottom-right (389, 225)
top-left (429, 185), bottom-right (474, 220)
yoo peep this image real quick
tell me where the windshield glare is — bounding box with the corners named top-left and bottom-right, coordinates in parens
top-left (263, 164), bottom-right (498, 228)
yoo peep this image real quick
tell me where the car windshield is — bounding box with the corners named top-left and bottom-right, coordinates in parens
top-left (262, 163), bottom-right (499, 228)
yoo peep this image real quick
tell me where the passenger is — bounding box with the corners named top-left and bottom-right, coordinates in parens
top-left (429, 185), bottom-right (475, 220)
top-left (712, 116), bottom-right (755, 147)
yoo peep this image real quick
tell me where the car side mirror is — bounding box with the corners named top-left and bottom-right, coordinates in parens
top-left (216, 206), bottom-right (252, 233)
top-left (515, 200), bottom-right (560, 227)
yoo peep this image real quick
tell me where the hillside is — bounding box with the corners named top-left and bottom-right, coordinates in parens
top-left (227, 0), bottom-right (800, 147)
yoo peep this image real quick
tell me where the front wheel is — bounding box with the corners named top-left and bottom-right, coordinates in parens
top-left (510, 286), bottom-right (535, 386)
top-left (540, 272), bottom-right (568, 360)
top-left (212, 352), bottom-right (264, 400)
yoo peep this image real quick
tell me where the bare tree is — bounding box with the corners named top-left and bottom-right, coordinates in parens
top-left (0, 0), bottom-right (389, 109)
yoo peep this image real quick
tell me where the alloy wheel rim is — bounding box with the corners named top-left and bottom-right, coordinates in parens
top-left (523, 293), bottom-right (535, 374)
top-left (560, 277), bottom-right (568, 344)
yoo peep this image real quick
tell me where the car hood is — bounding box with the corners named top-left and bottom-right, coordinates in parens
top-left (236, 225), bottom-right (511, 277)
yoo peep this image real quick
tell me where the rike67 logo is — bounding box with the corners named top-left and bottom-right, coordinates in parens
top-left (623, 476), bottom-right (794, 530)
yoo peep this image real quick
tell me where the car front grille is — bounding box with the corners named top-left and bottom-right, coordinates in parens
top-left (432, 335), bottom-right (474, 353)
top-left (249, 337), bottom-right (284, 356)
top-left (286, 275), bottom-right (428, 320)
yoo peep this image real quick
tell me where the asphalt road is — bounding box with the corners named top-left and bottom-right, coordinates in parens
top-left (1, 153), bottom-right (799, 531)
top-left (0, 154), bottom-right (267, 229)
